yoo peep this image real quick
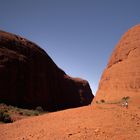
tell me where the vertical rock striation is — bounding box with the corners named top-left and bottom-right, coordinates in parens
top-left (0, 30), bottom-right (93, 111)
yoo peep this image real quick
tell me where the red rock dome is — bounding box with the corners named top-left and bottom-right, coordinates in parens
top-left (95, 25), bottom-right (140, 102)
top-left (0, 30), bottom-right (93, 111)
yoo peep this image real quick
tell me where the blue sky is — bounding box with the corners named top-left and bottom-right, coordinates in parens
top-left (0, 0), bottom-right (140, 94)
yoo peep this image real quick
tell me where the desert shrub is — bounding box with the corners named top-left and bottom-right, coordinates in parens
top-left (0, 103), bottom-right (41, 123)
top-left (100, 99), bottom-right (105, 103)
top-left (0, 111), bottom-right (13, 123)
top-left (21, 110), bottom-right (38, 116)
top-left (96, 101), bottom-right (99, 104)
top-left (32, 111), bottom-right (39, 116)
top-left (35, 106), bottom-right (44, 112)
top-left (3, 113), bottom-right (12, 123)
top-left (122, 96), bottom-right (130, 101)
top-left (19, 111), bottom-right (23, 115)
top-left (33, 110), bottom-right (39, 116)
top-left (22, 111), bottom-right (31, 116)
top-left (0, 111), bottom-right (4, 119)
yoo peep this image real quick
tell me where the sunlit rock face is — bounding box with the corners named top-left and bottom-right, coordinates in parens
top-left (0, 30), bottom-right (93, 111)
top-left (95, 25), bottom-right (140, 102)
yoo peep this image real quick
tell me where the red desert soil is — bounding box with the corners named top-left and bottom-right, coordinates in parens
top-left (0, 102), bottom-right (140, 140)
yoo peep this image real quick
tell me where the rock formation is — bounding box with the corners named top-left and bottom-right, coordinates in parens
top-left (0, 30), bottom-right (93, 111)
top-left (95, 24), bottom-right (140, 102)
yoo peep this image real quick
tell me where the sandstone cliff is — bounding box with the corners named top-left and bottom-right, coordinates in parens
top-left (95, 25), bottom-right (140, 102)
top-left (0, 30), bottom-right (93, 111)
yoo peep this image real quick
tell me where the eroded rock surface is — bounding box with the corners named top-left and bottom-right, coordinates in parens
top-left (0, 30), bottom-right (93, 111)
top-left (95, 25), bottom-right (140, 101)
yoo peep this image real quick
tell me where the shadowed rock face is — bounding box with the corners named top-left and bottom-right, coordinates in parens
top-left (95, 25), bottom-right (140, 101)
top-left (0, 30), bottom-right (93, 111)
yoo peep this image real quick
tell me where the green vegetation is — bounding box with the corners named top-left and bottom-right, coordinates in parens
top-left (0, 103), bottom-right (48, 123)
top-left (35, 106), bottom-right (44, 113)
top-left (122, 96), bottom-right (130, 101)
top-left (19, 109), bottom-right (39, 116)
top-left (95, 96), bottom-right (130, 105)
top-left (0, 110), bottom-right (13, 123)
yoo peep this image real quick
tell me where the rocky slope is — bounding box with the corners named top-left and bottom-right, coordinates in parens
top-left (0, 30), bottom-right (93, 111)
top-left (95, 24), bottom-right (140, 102)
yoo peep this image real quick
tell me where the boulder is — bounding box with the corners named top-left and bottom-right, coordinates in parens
top-left (0, 30), bottom-right (93, 111)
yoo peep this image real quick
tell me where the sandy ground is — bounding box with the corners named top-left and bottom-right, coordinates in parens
top-left (0, 103), bottom-right (140, 140)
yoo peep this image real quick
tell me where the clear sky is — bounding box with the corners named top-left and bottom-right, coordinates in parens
top-left (0, 0), bottom-right (140, 95)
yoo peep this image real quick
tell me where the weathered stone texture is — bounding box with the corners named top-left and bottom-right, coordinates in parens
top-left (0, 30), bottom-right (93, 111)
